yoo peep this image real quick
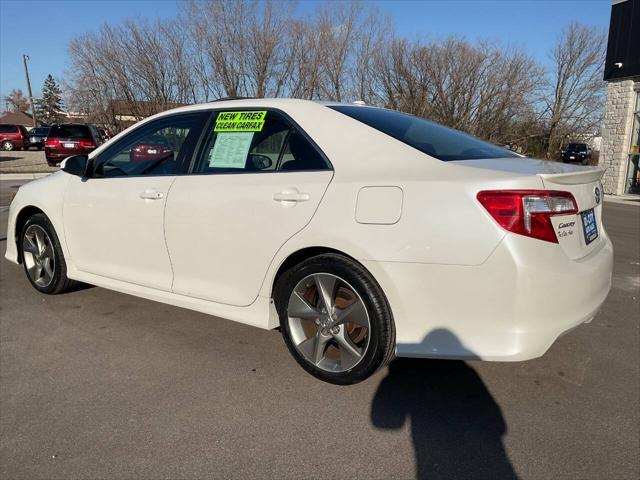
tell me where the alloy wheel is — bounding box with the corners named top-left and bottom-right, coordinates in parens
top-left (22, 225), bottom-right (55, 287)
top-left (286, 273), bottom-right (371, 372)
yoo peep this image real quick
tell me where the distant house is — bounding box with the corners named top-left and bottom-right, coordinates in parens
top-left (0, 111), bottom-right (35, 128)
top-left (60, 100), bottom-right (188, 132)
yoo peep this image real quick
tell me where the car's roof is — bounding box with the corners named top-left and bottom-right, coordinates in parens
top-left (161, 98), bottom-right (364, 115)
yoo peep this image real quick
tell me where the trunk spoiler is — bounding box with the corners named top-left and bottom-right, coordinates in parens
top-left (539, 167), bottom-right (604, 186)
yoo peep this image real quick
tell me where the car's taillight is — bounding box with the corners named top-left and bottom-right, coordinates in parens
top-left (45, 138), bottom-right (60, 148)
top-left (79, 140), bottom-right (96, 149)
top-left (477, 190), bottom-right (578, 243)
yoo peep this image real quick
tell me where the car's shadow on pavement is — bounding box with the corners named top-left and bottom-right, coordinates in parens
top-left (371, 330), bottom-right (518, 480)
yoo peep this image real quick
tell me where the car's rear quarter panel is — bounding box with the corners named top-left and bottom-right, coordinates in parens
top-left (260, 103), bottom-right (612, 359)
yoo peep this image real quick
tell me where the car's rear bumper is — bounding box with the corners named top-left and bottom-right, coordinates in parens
top-left (45, 152), bottom-right (69, 162)
top-left (363, 231), bottom-right (613, 361)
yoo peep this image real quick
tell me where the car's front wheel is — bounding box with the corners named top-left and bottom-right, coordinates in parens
top-left (20, 213), bottom-right (79, 294)
top-left (1, 140), bottom-right (14, 151)
top-left (275, 254), bottom-right (395, 385)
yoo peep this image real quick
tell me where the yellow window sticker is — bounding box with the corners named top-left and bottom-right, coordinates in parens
top-left (214, 111), bottom-right (267, 132)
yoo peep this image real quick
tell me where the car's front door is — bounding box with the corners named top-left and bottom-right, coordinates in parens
top-left (63, 112), bottom-right (209, 290)
top-left (164, 108), bottom-right (333, 306)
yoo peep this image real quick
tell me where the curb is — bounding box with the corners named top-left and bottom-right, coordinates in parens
top-left (604, 195), bottom-right (640, 207)
top-left (0, 173), bottom-right (52, 180)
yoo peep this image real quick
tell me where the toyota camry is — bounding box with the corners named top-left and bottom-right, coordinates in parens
top-left (4, 99), bottom-right (613, 384)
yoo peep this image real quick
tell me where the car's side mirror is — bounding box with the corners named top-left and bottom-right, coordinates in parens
top-left (61, 155), bottom-right (88, 177)
top-left (248, 154), bottom-right (273, 170)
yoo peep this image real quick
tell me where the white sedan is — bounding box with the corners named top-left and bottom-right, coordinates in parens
top-left (4, 99), bottom-right (613, 384)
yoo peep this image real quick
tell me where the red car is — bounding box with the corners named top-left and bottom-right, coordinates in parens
top-left (99, 127), bottom-right (114, 141)
top-left (45, 123), bottom-right (102, 166)
top-left (0, 124), bottom-right (30, 151)
top-left (129, 136), bottom-right (174, 163)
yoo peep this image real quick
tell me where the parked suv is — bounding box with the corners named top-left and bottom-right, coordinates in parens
top-left (99, 127), bottom-right (114, 141)
top-left (45, 123), bottom-right (102, 166)
top-left (27, 127), bottom-right (50, 150)
top-left (0, 124), bottom-right (30, 151)
top-left (561, 143), bottom-right (592, 164)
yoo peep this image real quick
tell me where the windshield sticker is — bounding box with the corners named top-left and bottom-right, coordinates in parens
top-left (214, 111), bottom-right (267, 132)
top-left (208, 132), bottom-right (254, 168)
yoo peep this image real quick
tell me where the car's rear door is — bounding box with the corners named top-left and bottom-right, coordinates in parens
top-left (164, 108), bottom-right (333, 306)
top-left (63, 111), bottom-right (209, 290)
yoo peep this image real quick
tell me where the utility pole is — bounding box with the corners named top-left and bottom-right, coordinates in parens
top-left (22, 54), bottom-right (37, 127)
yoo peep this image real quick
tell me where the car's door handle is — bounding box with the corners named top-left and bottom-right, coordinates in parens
top-left (139, 190), bottom-right (164, 200)
top-left (273, 191), bottom-right (310, 203)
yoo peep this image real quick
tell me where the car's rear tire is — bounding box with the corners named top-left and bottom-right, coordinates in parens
top-left (274, 253), bottom-right (395, 385)
top-left (20, 213), bottom-right (79, 294)
top-left (1, 141), bottom-right (14, 151)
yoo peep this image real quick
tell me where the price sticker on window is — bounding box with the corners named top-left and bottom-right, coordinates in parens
top-left (208, 132), bottom-right (254, 168)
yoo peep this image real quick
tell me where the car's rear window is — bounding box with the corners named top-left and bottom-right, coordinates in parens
top-left (0, 125), bottom-right (18, 134)
top-left (567, 143), bottom-right (586, 150)
top-left (329, 105), bottom-right (517, 161)
top-left (49, 125), bottom-right (91, 139)
top-left (33, 128), bottom-right (50, 135)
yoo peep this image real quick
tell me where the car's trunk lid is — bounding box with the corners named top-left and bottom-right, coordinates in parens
top-left (452, 157), bottom-right (606, 260)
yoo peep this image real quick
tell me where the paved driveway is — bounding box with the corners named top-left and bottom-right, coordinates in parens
top-left (0, 184), bottom-right (638, 479)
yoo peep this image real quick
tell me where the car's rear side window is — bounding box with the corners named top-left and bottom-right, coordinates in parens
top-left (0, 125), bottom-right (18, 134)
top-left (192, 109), bottom-right (329, 174)
top-left (329, 105), bottom-right (517, 161)
top-left (49, 125), bottom-right (91, 139)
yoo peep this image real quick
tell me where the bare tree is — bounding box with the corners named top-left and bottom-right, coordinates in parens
top-left (542, 22), bottom-right (606, 158)
top-left (350, 6), bottom-right (392, 103)
top-left (64, 1), bottom-right (604, 158)
top-left (67, 17), bottom-right (198, 130)
top-left (371, 36), bottom-right (541, 144)
top-left (284, 19), bottom-right (325, 99)
top-left (315, 1), bottom-right (361, 101)
top-left (4, 89), bottom-right (30, 113)
top-left (186, 0), bottom-right (295, 99)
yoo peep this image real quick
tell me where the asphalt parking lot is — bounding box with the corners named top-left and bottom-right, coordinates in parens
top-left (0, 151), bottom-right (57, 175)
top-left (0, 179), bottom-right (638, 479)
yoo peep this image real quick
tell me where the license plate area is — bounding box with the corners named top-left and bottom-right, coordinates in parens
top-left (63, 142), bottom-right (75, 149)
top-left (581, 208), bottom-right (598, 245)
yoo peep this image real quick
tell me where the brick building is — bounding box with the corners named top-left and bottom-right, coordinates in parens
top-left (599, 0), bottom-right (640, 195)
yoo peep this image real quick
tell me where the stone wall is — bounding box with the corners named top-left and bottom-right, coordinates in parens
top-left (599, 79), bottom-right (638, 195)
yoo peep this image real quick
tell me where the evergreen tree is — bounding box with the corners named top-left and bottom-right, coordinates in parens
top-left (36, 74), bottom-right (65, 125)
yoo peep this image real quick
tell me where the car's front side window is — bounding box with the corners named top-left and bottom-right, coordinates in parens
top-left (94, 112), bottom-right (208, 178)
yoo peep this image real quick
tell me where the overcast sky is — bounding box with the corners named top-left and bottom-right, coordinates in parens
top-left (0, 0), bottom-right (611, 102)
